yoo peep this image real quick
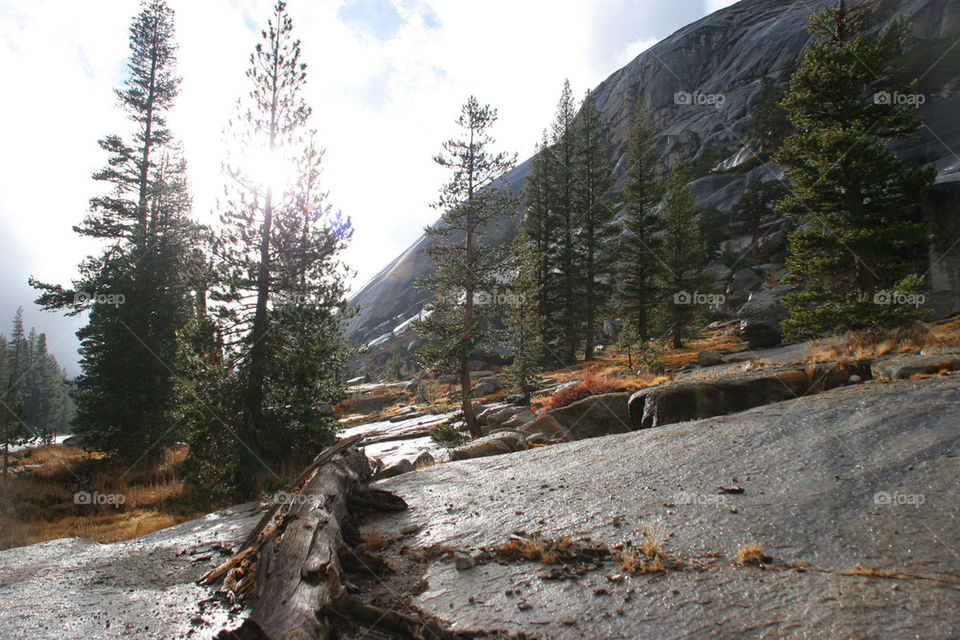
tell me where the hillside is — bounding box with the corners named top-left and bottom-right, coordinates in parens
top-left (347, 0), bottom-right (960, 348)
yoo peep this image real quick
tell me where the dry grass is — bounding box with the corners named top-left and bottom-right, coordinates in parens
top-left (842, 565), bottom-right (899, 579)
top-left (538, 374), bottom-right (629, 415)
top-left (809, 320), bottom-right (960, 362)
top-left (735, 543), bottom-right (770, 566)
top-left (611, 520), bottom-right (669, 574)
top-left (494, 535), bottom-right (558, 565)
top-left (638, 520), bottom-right (666, 560)
top-left (0, 443), bottom-right (198, 551)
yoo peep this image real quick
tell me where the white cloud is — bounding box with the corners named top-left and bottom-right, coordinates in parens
top-left (614, 37), bottom-right (660, 69)
top-left (705, 0), bottom-right (739, 14)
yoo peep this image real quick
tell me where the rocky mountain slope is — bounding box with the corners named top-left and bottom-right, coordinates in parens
top-left (347, 0), bottom-right (960, 349)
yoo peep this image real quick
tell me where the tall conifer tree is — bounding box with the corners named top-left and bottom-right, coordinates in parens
top-left (415, 96), bottom-right (515, 438)
top-left (776, 0), bottom-right (935, 339)
top-left (617, 102), bottom-right (664, 341)
top-left (31, 0), bottom-right (198, 462)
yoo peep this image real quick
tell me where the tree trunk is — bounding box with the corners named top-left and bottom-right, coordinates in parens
top-left (856, 257), bottom-right (876, 302)
top-left (244, 44), bottom-right (281, 450)
top-left (205, 435), bottom-right (408, 640)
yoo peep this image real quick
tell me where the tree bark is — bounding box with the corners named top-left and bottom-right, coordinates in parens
top-left (204, 435), bottom-right (408, 640)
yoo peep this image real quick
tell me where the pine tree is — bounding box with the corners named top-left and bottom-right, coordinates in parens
top-left (617, 102), bottom-right (664, 341)
top-left (747, 76), bottom-right (792, 155)
top-left (573, 94), bottom-right (617, 360)
top-left (546, 80), bottom-right (581, 365)
top-left (415, 96), bottom-right (515, 438)
top-left (659, 163), bottom-right (711, 348)
top-left (521, 132), bottom-right (554, 355)
top-left (776, 1), bottom-right (936, 340)
top-left (732, 177), bottom-right (786, 249)
top-left (30, 0), bottom-right (198, 462)
top-left (1, 311), bottom-right (29, 486)
top-left (501, 229), bottom-right (544, 405)
top-left (204, 1), bottom-right (353, 495)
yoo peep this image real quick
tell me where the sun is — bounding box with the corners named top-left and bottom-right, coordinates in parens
top-left (242, 145), bottom-right (293, 194)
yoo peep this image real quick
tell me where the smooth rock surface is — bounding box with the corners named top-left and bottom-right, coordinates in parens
top-left (0, 503), bottom-right (262, 639)
top-left (376, 376), bottom-right (960, 639)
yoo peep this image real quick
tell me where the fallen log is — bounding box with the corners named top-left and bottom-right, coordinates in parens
top-left (202, 435), bottom-right (408, 640)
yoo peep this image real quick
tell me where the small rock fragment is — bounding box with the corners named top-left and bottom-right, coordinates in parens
top-left (454, 553), bottom-right (475, 570)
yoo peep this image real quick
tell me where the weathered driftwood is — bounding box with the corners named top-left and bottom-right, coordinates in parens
top-left (202, 434), bottom-right (408, 640)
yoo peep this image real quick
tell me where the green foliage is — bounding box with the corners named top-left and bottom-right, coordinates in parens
top-left (545, 80), bottom-right (581, 364)
top-left (196, 1), bottom-right (353, 498)
top-left (658, 162), bottom-right (713, 348)
top-left (0, 310), bottom-right (75, 442)
top-left (732, 177), bottom-right (787, 249)
top-left (747, 76), bottom-right (793, 154)
top-left (429, 422), bottom-right (465, 445)
top-left (617, 101), bottom-right (664, 342)
top-left (380, 350), bottom-right (412, 381)
top-left (501, 229), bottom-right (545, 405)
top-left (776, 1), bottom-right (936, 341)
top-left (415, 96), bottom-right (515, 437)
top-left (415, 380), bottom-right (438, 405)
top-left (573, 94), bottom-right (619, 360)
top-left (30, 0), bottom-right (201, 464)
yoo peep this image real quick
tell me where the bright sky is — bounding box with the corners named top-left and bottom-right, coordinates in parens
top-left (0, 0), bottom-right (737, 374)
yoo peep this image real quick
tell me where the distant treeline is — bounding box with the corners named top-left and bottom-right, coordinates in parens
top-left (0, 307), bottom-right (75, 439)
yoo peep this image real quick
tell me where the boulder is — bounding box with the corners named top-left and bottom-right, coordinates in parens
top-left (729, 268), bottom-right (762, 293)
top-left (485, 406), bottom-right (524, 430)
top-left (351, 392), bottom-right (407, 414)
top-left (413, 451), bottom-right (436, 468)
top-left (404, 378), bottom-right (421, 393)
top-left (546, 392), bottom-right (633, 440)
top-left (628, 362), bottom-right (870, 429)
top-left (471, 377), bottom-right (501, 397)
top-left (736, 285), bottom-right (791, 349)
top-left (374, 458), bottom-right (414, 480)
top-left (500, 409), bottom-right (536, 430)
top-left (518, 415), bottom-right (568, 442)
top-left (871, 352), bottom-right (960, 381)
top-left (449, 430), bottom-right (529, 461)
top-left (697, 350), bottom-right (724, 367)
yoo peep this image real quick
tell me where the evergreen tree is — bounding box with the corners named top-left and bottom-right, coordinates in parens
top-left (206, 0), bottom-right (353, 495)
top-left (617, 102), bottom-right (664, 341)
top-left (546, 80), bottom-right (581, 365)
top-left (659, 163), bottom-right (711, 348)
top-left (747, 76), bottom-right (792, 154)
top-left (1, 311), bottom-right (29, 486)
top-left (30, 0), bottom-right (198, 462)
top-left (732, 177), bottom-right (786, 249)
top-left (415, 96), bottom-right (515, 438)
top-left (776, 1), bottom-right (936, 340)
top-left (573, 94), bottom-right (617, 360)
top-left (501, 229), bottom-right (544, 405)
top-left (521, 132), bottom-right (555, 356)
